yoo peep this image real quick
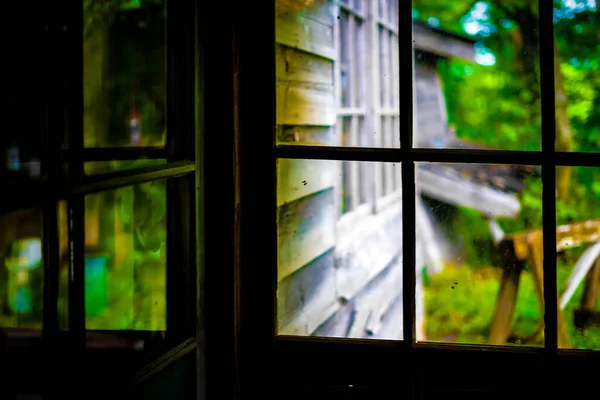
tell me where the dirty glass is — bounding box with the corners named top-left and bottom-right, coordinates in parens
top-left (0, 209), bottom-right (44, 332)
top-left (83, 0), bottom-right (166, 148)
top-left (553, 1), bottom-right (599, 153)
top-left (79, 180), bottom-right (166, 332)
top-left (275, 0), bottom-right (400, 148)
top-left (277, 159), bottom-right (403, 340)
top-left (412, 1), bottom-right (541, 151)
top-left (556, 166), bottom-right (600, 351)
top-left (415, 162), bottom-right (544, 346)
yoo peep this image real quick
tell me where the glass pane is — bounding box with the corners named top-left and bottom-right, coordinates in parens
top-left (0, 209), bottom-right (43, 331)
top-left (554, 2), bottom-right (599, 153)
top-left (275, 0), bottom-right (400, 148)
top-left (84, 159), bottom-right (166, 175)
top-left (416, 163), bottom-right (543, 346)
top-left (82, 180), bottom-right (166, 334)
top-left (557, 166), bottom-right (600, 350)
top-left (83, 0), bottom-right (166, 147)
top-left (277, 159), bottom-right (403, 340)
top-left (412, 1), bottom-right (541, 150)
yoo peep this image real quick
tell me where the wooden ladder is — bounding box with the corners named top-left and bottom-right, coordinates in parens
top-left (488, 219), bottom-right (600, 346)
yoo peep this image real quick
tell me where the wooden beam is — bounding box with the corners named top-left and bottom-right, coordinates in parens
top-left (413, 23), bottom-right (475, 61)
top-left (276, 11), bottom-right (336, 60)
top-left (509, 219), bottom-right (600, 261)
top-left (416, 167), bottom-right (521, 218)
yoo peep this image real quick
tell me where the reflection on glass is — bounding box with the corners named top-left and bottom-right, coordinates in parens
top-left (557, 167), bottom-right (600, 350)
top-left (554, 1), bottom-right (599, 153)
top-left (0, 209), bottom-right (43, 330)
top-left (275, 0), bottom-right (399, 148)
top-left (412, 1), bottom-right (541, 150)
top-left (277, 159), bottom-right (402, 340)
top-left (83, 180), bottom-right (166, 331)
top-left (83, 0), bottom-right (166, 147)
top-left (416, 163), bottom-right (543, 346)
top-left (84, 159), bottom-right (166, 175)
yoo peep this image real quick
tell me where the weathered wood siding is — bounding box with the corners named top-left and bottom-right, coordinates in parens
top-left (414, 53), bottom-right (448, 148)
top-left (276, 0), bottom-right (338, 336)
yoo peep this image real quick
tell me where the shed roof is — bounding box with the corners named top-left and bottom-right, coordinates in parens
top-left (413, 21), bottom-right (476, 62)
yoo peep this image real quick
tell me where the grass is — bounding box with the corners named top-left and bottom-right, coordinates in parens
top-left (423, 261), bottom-right (600, 350)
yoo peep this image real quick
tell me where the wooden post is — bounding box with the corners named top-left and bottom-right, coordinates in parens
top-left (489, 240), bottom-right (524, 345)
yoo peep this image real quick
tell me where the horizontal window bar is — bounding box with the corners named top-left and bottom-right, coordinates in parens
top-left (275, 145), bottom-right (599, 166)
top-left (0, 162), bottom-right (195, 213)
top-left (65, 146), bottom-right (168, 161)
top-left (73, 161), bottom-right (195, 195)
top-left (339, 3), bottom-right (365, 20)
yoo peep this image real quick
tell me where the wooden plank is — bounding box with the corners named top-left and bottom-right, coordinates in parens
top-left (416, 196), bottom-right (444, 274)
top-left (275, 0), bottom-right (333, 27)
top-left (276, 11), bottom-right (336, 60)
top-left (277, 125), bottom-right (334, 145)
top-left (510, 219), bottom-right (600, 260)
top-left (277, 81), bottom-right (336, 126)
top-left (335, 200), bottom-right (403, 301)
top-left (372, 294), bottom-right (403, 340)
top-left (276, 45), bottom-right (334, 85)
top-left (277, 158), bottom-right (336, 206)
top-left (278, 250), bottom-right (339, 335)
top-left (312, 298), bottom-right (355, 338)
top-left (360, 260), bottom-right (403, 338)
top-left (416, 167), bottom-right (521, 218)
top-left (413, 22), bottom-right (475, 61)
top-left (278, 189), bottom-right (336, 280)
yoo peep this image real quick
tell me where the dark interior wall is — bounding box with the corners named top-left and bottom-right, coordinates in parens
top-left (132, 351), bottom-right (197, 400)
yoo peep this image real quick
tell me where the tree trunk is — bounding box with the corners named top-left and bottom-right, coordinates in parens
top-left (554, 42), bottom-right (573, 201)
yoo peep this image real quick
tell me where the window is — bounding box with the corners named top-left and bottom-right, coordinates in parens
top-left (2, 0), bottom-right (205, 396)
top-left (237, 0), bottom-right (600, 398)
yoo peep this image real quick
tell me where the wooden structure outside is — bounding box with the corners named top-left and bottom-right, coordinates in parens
top-left (489, 219), bottom-right (600, 346)
top-left (275, 0), bottom-right (533, 341)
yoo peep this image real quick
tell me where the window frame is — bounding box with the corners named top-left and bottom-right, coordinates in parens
top-left (236, 0), bottom-right (600, 397)
top-left (0, 1), bottom-right (235, 397)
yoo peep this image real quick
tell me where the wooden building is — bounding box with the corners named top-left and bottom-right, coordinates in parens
top-left (276, 0), bottom-right (530, 340)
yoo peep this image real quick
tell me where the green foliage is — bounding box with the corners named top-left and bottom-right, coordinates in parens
top-left (424, 263), bottom-right (600, 349)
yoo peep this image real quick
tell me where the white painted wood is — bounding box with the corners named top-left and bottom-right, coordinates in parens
top-left (416, 167), bottom-right (521, 218)
top-left (560, 242), bottom-right (600, 310)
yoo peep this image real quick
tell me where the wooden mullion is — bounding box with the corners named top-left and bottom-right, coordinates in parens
top-left (370, 0), bottom-right (383, 203)
top-left (539, 0), bottom-right (558, 355)
top-left (350, 116), bottom-right (360, 209)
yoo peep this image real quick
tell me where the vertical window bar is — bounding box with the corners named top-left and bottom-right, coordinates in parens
top-left (399, 0), bottom-right (415, 348)
top-left (539, 0), bottom-right (558, 353)
top-left (166, 0), bottom-right (197, 343)
top-left (66, 0), bottom-right (86, 353)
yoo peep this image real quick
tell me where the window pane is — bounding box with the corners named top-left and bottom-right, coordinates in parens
top-left (81, 180), bottom-right (166, 334)
top-left (557, 166), bottom-right (600, 350)
top-left (277, 159), bottom-right (403, 340)
top-left (275, 0), bottom-right (400, 148)
top-left (554, 2), bottom-right (599, 153)
top-left (412, 1), bottom-right (541, 151)
top-left (83, 0), bottom-right (166, 147)
top-left (0, 209), bottom-right (43, 331)
top-left (416, 163), bottom-right (543, 346)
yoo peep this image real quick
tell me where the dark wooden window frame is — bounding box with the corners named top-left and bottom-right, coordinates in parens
top-left (235, 1), bottom-right (600, 398)
top-left (1, 1), bottom-right (239, 398)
